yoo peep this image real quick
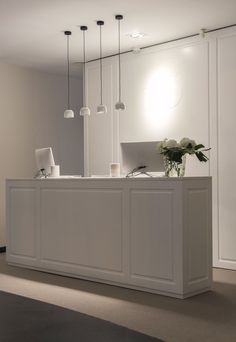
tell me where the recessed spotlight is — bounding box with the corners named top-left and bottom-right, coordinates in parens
top-left (128, 32), bottom-right (146, 39)
top-left (200, 28), bottom-right (207, 38)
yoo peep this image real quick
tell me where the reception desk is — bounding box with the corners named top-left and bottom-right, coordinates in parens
top-left (6, 177), bottom-right (212, 298)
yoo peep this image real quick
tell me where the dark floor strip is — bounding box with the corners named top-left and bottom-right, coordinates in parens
top-left (0, 291), bottom-right (164, 342)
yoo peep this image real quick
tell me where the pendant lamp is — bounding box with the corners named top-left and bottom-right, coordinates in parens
top-left (115, 15), bottom-right (125, 111)
top-left (80, 26), bottom-right (90, 116)
top-left (97, 21), bottom-right (107, 114)
top-left (64, 31), bottom-right (74, 118)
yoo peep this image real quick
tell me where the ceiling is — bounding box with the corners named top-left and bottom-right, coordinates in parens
top-left (0, 0), bottom-right (236, 77)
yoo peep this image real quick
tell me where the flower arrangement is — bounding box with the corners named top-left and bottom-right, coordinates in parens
top-left (156, 138), bottom-right (210, 177)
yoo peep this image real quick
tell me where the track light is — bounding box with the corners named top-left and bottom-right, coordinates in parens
top-left (200, 28), bottom-right (206, 38)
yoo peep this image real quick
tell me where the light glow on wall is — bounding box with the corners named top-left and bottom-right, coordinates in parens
top-left (144, 66), bottom-right (181, 132)
top-left (182, 46), bottom-right (193, 55)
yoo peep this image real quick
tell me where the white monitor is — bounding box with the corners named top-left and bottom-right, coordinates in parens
top-left (35, 147), bottom-right (55, 175)
top-left (120, 141), bottom-right (164, 175)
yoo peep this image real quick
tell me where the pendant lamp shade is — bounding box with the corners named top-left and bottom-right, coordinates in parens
top-left (80, 107), bottom-right (90, 116)
top-left (97, 20), bottom-right (107, 114)
top-left (80, 26), bottom-right (90, 116)
top-left (115, 15), bottom-right (125, 111)
top-left (64, 31), bottom-right (74, 118)
top-left (97, 104), bottom-right (107, 114)
top-left (64, 109), bottom-right (75, 118)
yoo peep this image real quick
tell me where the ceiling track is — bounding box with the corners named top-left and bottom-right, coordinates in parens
top-left (87, 22), bottom-right (236, 63)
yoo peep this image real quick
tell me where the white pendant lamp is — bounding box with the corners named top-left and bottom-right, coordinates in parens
top-left (80, 26), bottom-right (90, 116)
top-left (97, 20), bottom-right (107, 114)
top-left (115, 15), bottom-right (125, 111)
top-left (64, 31), bottom-right (74, 119)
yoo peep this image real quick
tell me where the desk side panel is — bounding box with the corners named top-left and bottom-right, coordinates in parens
top-left (183, 179), bottom-right (212, 295)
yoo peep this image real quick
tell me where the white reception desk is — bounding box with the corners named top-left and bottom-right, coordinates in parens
top-left (6, 177), bottom-right (212, 299)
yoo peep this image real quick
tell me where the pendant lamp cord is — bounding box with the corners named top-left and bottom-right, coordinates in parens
top-left (67, 34), bottom-right (70, 109)
top-left (83, 30), bottom-right (86, 107)
top-left (100, 25), bottom-right (103, 105)
top-left (118, 19), bottom-right (121, 103)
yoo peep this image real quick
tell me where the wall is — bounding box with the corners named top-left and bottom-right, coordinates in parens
top-left (0, 62), bottom-right (83, 245)
top-left (84, 36), bottom-right (210, 177)
top-left (210, 29), bottom-right (236, 270)
top-left (84, 26), bottom-right (236, 270)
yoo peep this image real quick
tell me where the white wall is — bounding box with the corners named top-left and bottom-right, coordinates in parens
top-left (119, 39), bottom-right (210, 177)
top-left (84, 36), bottom-right (210, 177)
top-left (0, 62), bottom-right (83, 245)
top-left (210, 29), bottom-right (236, 270)
top-left (84, 26), bottom-right (236, 270)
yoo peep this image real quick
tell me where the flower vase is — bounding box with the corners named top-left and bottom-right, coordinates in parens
top-left (163, 155), bottom-right (186, 177)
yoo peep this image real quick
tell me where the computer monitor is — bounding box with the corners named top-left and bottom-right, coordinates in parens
top-left (35, 147), bottom-right (55, 175)
top-left (120, 141), bottom-right (164, 175)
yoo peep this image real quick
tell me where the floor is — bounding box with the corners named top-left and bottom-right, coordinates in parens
top-left (0, 253), bottom-right (235, 342)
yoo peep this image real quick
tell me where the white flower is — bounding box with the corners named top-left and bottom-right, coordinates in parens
top-left (156, 141), bottom-right (164, 152)
top-left (180, 137), bottom-right (196, 149)
top-left (165, 139), bottom-right (179, 148)
top-left (156, 137), bottom-right (210, 165)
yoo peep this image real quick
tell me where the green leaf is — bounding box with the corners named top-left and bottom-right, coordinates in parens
top-left (195, 144), bottom-right (205, 150)
top-left (196, 151), bottom-right (208, 162)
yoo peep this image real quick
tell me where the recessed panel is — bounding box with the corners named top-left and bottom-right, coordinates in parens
top-left (186, 189), bottom-right (209, 283)
top-left (87, 63), bottom-right (114, 176)
top-left (130, 190), bottom-right (174, 281)
top-left (217, 34), bottom-right (236, 269)
top-left (9, 188), bottom-right (36, 258)
top-left (40, 189), bottom-right (123, 273)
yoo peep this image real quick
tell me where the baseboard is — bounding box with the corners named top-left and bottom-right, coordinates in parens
top-left (0, 246), bottom-right (6, 253)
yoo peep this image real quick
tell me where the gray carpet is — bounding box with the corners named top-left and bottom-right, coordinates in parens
top-left (0, 291), bottom-right (163, 342)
